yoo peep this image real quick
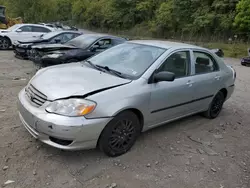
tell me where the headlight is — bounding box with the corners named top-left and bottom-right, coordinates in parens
top-left (46, 53), bottom-right (63, 58)
top-left (46, 99), bottom-right (96, 117)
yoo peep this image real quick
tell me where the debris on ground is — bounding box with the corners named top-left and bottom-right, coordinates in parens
top-left (197, 148), bottom-right (205, 154)
top-left (146, 163), bottom-right (151, 167)
top-left (213, 134), bottom-right (223, 139)
top-left (4, 180), bottom-right (15, 186)
top-left (33, 169), bottom-right (37, 175)
top-left (211, 168), bottom-right (217, 172)
top-left (203, 147), bottom-right (219, 156)
top-left (223, 151), bottom-right (228, 157)
top-left (13, 77), bottom-right (26, 81)
top-left (0, 109), bottom-right (6, 112)
top-left (187, 136), bottom-right (203, 144)
top-left (107, 183), bottom-right (117, 188)
top-left (2, 166), bottom-right (8, 171)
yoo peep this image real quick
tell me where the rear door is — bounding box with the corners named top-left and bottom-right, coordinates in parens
top-left (149, 50), bottom-right (197, 127)
top-left (32, 26), bottom-right (51, 38)
top-left (190, 50), bottom-right (223, 111)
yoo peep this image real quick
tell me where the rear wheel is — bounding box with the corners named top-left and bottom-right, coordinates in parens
top-left (0, 37), bottom-right (11, 50)
top-left (98, 111), bottom-right (141, 157)
top-left (203, 91), bottom-right (225, 119)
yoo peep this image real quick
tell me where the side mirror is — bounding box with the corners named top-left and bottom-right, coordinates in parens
top-left (55, 39), bottom-right (61, 43)
top-left (154, 71), bottom-right (175, 82)
top-left (16, 29), bottom-right (22, 32)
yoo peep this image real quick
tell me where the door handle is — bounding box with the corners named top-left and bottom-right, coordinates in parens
top-left (215, 76), bottom-right (221, 80)
top-left (186, 80), bottom-right (194, 87)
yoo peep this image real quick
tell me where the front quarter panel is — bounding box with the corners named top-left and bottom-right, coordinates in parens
top-left (85, 78), bottom-right (151, 124)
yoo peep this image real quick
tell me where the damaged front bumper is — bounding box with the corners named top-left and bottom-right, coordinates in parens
top-left (18, 88), bottom-right (111, 150)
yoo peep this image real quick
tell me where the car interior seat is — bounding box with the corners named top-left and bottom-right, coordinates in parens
top-left (195, 57), bottom-right (211, 73)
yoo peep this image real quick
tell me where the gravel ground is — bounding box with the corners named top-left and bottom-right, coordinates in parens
top-left (0, 51), bottom-right (249, 188)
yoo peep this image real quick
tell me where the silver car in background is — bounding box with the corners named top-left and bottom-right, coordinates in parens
top-left (18, 41), bottom-right (236, 157)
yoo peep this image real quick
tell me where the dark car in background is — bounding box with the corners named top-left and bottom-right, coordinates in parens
top-left (13, 31), bottom-right (82, 59)
top-left (30, 34), bottom-right (127, 70)
top-left (241, 48), bottom-right (250, 66)
top-left (241, 57), bottom-right (250, 66)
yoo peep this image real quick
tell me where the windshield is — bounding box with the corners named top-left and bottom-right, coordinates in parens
top-left (66, 35), bottom-right (99, 49)
top-left (41, 32), bottom-right (60, 39)
top-left (88, 43), bottom-right (166, 78)
top-left (7, 24), bottom-right (21, 31)
top-left (0, 7), bottom-right (4, 15)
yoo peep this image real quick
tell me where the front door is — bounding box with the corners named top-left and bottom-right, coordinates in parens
top-left (149, 50), bottom-right (196, 127)
top-left (10, 25), bottom-right (34, 42)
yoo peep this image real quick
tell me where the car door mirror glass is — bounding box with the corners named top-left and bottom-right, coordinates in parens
top-left (16, 29), bottom-right (22, 32)
top-left (154, 71), bottom-right (175, 82)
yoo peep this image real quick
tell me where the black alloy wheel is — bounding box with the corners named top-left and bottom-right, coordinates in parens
top-left (109, 119), bottom-right (136, 152)
top-left (99, 111), bottom-right (141, 157)
top-left (203, 91), bottom-right (225, 119)
top-left (0, 37), bottom-right (11, 50)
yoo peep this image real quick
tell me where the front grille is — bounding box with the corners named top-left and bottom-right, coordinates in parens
top-left (25, 84), bottom-right (47, 107)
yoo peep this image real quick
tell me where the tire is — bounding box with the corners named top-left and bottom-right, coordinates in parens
top-left (203, 91), bottom-right (225, 119)
top-left (0, 37), bottom-right (11, 50)
top-left (98, 111), bottom-right (141, 157)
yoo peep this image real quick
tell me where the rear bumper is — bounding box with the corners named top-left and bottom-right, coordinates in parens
top-left (225, 84), bottom-right (235, 101)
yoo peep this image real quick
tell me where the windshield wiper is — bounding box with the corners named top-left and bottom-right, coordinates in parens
top-left (96, 65), bottom-right (125, 78)
top-left (84, 60), bottom-right (103, 71)
top-left (84, 61), bottom-right (126, 78)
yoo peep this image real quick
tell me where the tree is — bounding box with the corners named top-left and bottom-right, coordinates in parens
top-left (234, 0), bottom-right (250, 33)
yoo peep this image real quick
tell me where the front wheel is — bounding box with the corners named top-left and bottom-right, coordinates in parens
top-left (0, 37), bottom-right (11, 50)
top-left (98, 111), bottom-right (141, 157)
top-left (203, 91), bottom-right (225, 119)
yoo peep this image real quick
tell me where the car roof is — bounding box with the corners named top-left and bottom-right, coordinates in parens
top-left (47, 30), bottom-right (82, 35)
top-left (80, 33), bottom-right (125, 40)
top-left (16, 23), bottom-right (55, 30)
top-left (129, 40), bottom-right (204, 50)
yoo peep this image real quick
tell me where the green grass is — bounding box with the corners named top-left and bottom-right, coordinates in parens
top-left (198, 42), bottom-right (249, 58)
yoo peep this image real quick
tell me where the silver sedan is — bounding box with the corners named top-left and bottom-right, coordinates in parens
top-left (18, 40), bottom-right (236, 156)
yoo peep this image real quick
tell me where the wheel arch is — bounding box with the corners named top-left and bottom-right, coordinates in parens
top-left (96, 108), bottom-right (144, 148)
top-left (219, 88), bottom-right (228, 99)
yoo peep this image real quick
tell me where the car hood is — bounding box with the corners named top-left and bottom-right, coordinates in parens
top-left (18, 38), bottom-right (46, 44)
top-left (32, 43), bottom-right (79, 52)
top-left (30, 63), bottom-right (131, 100)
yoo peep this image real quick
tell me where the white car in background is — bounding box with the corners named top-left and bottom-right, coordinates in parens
top-left (0, 24), bottom-right (56, 50)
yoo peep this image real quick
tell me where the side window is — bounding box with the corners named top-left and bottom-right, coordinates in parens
top-left (111, 39), bottom-right (125, 45)
top-left (19, 26), bottom-right (32, 32)
top-left (32, 26), bottom-right (51, 33)
top-left (50, 34), bottom-right (64, 43)
top-left (194, 51), bottom-right (219, 74)
top-left (94, 39), bottom-right (112, 50)
top-left (61, 33), bottom-right (76, 43)
top-left (158, 51), bottom-right (190, 78)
